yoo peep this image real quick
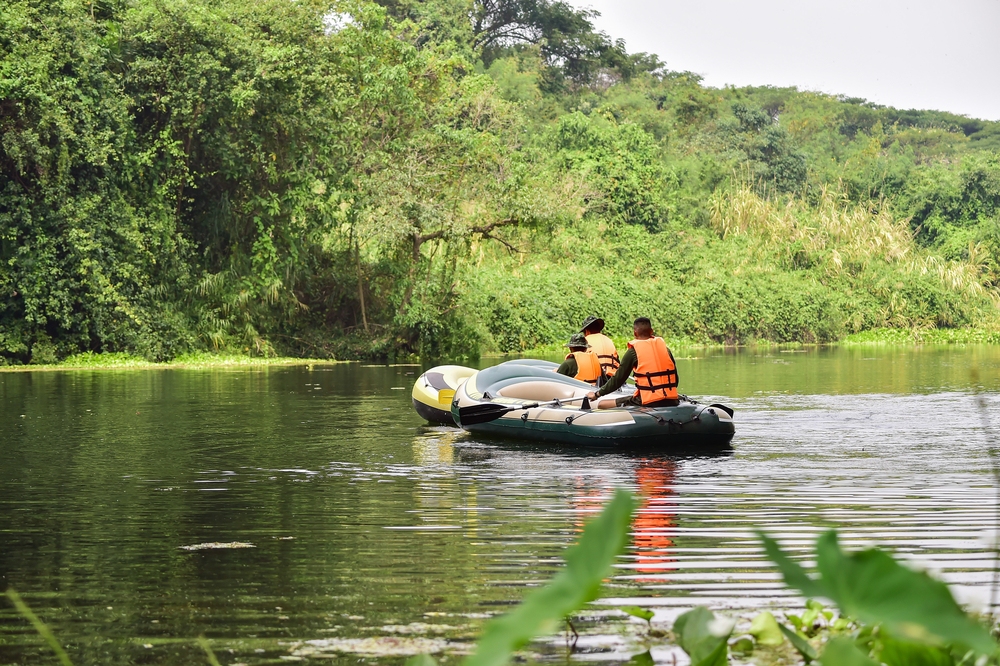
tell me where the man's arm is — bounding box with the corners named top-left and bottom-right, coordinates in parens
top-left (596, 347), bottom-right (637, 396)
top-left (669, 348), bottom-right (678, 387)
top-left (556, 357), bottom-right (577, 377)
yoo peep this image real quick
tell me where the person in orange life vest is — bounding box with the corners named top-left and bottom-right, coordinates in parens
top-left (586, 317), bottom-right (679, 408)
top-left (555, 333), bottom-right (606, 386)
top-left (580, 315), bottom-right (620, 376)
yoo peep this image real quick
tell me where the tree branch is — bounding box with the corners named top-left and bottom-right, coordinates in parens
top-left (482, 231), bottom-right (523, 254)
top-left (413, 216), bottom-right (521, 249)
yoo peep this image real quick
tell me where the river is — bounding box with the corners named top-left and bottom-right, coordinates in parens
top-left (2, 346), bottom-right (1000, 664)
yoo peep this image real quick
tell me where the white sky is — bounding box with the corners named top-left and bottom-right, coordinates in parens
top-left (573, 0), bottom-right (1000, 121)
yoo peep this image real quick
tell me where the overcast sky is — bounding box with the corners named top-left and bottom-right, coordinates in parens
top-left (572, 0), bottom-right (1000, 121)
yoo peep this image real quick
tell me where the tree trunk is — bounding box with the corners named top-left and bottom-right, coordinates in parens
top-left (355, 241), bottom-right (369, 334)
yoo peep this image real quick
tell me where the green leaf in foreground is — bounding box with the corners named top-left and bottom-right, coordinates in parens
top-left (756, 531), bottom-right (828, 599)
top-left (626, 650), bottom-right (655, 666)
top-left (4, 589), bottom-right (73, 666)
top-left (672, 606), bottom-right (735, 666)
top-left (620, 605), bottom-right (655, 625)
top-left (813, 531), bottom-right (995, 654)
top-left (820, 637), bottom-right (880, 666)
top-left (405, 656), bottom-right (440, 666)
top-left (747, 611), bottom-right (784, 646)
top-left (877, 635), bottom-right (954, 666)
top-left (730, 636), bottom-right (754, 655)
top-left (196, 636), bottom-right (222, 666)
top-left (462, 489), bottom-right (636, 666)
top-left (779, 622), bottom-right (819, 663)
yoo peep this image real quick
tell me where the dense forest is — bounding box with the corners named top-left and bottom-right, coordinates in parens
top-left (1, 0), bottom-right (999, 364)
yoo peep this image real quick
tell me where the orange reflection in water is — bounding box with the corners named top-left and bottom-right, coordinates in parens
top-left (632, 458), bottom-right (677, 577)
top-left (570, 459), bottom-right (678, 578)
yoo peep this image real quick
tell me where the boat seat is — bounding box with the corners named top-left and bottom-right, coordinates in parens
top-left (423, 372), bottom-right (450, 390)
top-left (495, 381), bottom-right (583, 402)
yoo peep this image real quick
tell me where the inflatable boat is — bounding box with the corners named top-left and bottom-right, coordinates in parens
top-left (412, 360), bottom-right (735, 448)
top-left (411, 364), bottom-right (478, 424)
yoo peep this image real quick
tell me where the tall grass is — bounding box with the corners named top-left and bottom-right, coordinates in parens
top-left (710, 184), bottom-right (987, 300)
top-left (455, 187), bottom-right (1000, 352)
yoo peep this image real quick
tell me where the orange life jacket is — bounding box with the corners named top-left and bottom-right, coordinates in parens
top-left (628, 337), bottom-right (678, 404)
top-left (585, 333), bottom-right (620, 374)
top-left (569, 351), bottom-right (602, 385)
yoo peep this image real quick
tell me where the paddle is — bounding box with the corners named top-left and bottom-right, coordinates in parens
top-left (458, 396), bottom-right (592, 426)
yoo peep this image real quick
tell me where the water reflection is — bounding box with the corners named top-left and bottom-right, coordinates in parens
top-left (633, 459), bottom-right (677, 577)
top-left (0, 348), bottom-right (999, 665)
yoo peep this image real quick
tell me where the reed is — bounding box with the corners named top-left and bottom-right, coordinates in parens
top-left (710, 183), bottom-right (986, 292)
top-left (4, 589), bottom-right (73, 666)
top-left (197, 636), bottom-right (223, 666)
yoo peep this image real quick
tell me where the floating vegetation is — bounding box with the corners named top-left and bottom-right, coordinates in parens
top-left (178, 542), bottom-right (255, 551)
top-left (288, 637), bottom-right (458, 657)
top-left (380, 623), bottom-right (464, 634)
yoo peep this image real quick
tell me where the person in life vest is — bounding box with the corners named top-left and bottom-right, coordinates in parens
top-left (555, 333), bottom-right (606, 386)
top-left (580, 315), bottom-right (620, 376)
top-left (586, 317), bottom-right (679, 408)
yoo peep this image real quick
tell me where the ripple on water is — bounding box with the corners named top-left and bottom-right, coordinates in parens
top-left (0, 357), bottom-right (998, 664)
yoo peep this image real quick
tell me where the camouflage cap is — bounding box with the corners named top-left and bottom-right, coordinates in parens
top-left (565, 332), bottom-right (589, 349)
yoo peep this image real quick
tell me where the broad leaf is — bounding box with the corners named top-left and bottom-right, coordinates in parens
top-left (877, 635), bottom-right (953, 666)
top-left (779, 623), bottom-right (819, 663)
top-left (757, 531), bottom-right (828, 599)
top-left (820, 637), bottom-right (879, 666)
top-left (405, 657), bottom-right (439, 666)
top-left (627, 650), bottom-right (655, 666)
top-left (463, 489), bottom-right (636, 666)
top-left (747, 611), bottom-right (784, 646)
top-left (673, 606), bottom-right (735, 666)
top-left (814, 531), bottom-right (995, 654)
top-left (730, 636), bottom-right (754, 655)
top-left (620, 606), bottom-right (654, 624)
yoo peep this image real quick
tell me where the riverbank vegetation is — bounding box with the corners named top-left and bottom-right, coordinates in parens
top-left (2, 0), bottom-right (999, 364)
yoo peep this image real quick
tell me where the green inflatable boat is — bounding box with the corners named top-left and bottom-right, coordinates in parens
top-left (412, 360), bottom-right (735, 448)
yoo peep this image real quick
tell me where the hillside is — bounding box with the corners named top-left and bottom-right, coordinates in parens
top-left (1, 0), bottom-right (998, 363)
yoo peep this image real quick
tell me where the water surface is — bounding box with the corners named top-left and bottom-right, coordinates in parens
top-left (2, 346), bottom-right (1000, 664)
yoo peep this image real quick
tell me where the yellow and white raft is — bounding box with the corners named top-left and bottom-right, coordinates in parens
top-left (411, 364), bottom-right (477, 425)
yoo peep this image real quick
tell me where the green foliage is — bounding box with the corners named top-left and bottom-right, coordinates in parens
top-left (727, 102), bottom-right (807, 193)
top-left (748, 611), bottom-right (784, 646)
top-left (626, 651), bottom-right (655, 666)
top-left (60, 352), bottom-right (148, 367)
top-left (462, 489), bottom-right (635, 666)
top-left (842, 327), bottom-right (1000, 345)
top-left (620, 605), bottom-right (655, 625)
top-left (779, 622), bottom-right (819, 662)
top-left (876, 635), bottom-right (955, 666)
top-left (2, 0), bottom-right (999, 362)
top-left (0, 0), bottom-right (190, 362)
top-left (820, 637), bottom-right (880, 666)
top-left (760, 530), bottom-right (998, 660)
top-left (550, 112), bottom-right (675, 230)
top-left (672, 606), bottom-right (735, 666)
top-left (405, 656), bottom-right (441, 666)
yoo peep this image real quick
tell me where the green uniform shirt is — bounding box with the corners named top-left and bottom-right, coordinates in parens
top-left (557, 353), bottom-right (607, 384)
top-left (556, 356), bottom-right (579, 377)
